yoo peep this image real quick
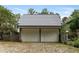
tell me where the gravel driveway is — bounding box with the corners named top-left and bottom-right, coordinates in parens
top-left (0, 42), bottom-right (79, 53)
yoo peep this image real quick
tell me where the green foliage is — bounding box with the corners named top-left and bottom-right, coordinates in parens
top-left (62, 10), bottom-right (79, 40)
top-left (28, 8), bottom-right (60, 15)
top-left (49, 12), bottom-right (54, 15)
top-left (70, 21), bottom-right (77, 31)
top-left (71, 10), bottom-right (79, 18)
top-left (66, 41), bottom-right (74, 46)
top-left (62, 17), bottom-right (68, 24)
top-left (69, 10), bottom-right (79, 31)
top-left (73, 39), bottom-right (79, 48)
top-left (28, 8), bottom-right (35, 15)
top-left (15, 13), bottom-right (20, 20)
top-left (41, 8), bottom-right (49, 14)
top-left (0, 5), bottom-right (17, 33)
top-left (66, 39), bottom-right (79, 48)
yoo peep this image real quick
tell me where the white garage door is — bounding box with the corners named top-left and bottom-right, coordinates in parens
top-left (21, 28), bottom-right (39, 42)
top-left (41, 28), bottom-right (59, 42)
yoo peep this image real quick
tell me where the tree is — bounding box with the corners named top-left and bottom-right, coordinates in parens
top-left (41, 8), bottom-right (49, 14)
top-left (55, 13), bottom-right (60, 16)
top-left (62, 17), bottom-right (68, 24)
top-left (28, 8), bottom-right (59, 15)
top-left (69, 10), bottom-right (79, 31)
top-left (0, 5), bottom-right (17, 40)
top-left (28, 8), bottom-right (36, 15)
top-left (15, 13), bottom-right (20, 21)
top-left (63, 10), bottom-right (79, 39)
top-left (14, 13), bottom-right (20, 32)
top-left (61, 17), bottom-right (70, 35)
top-left (49, 12), bottom-right (54, 15)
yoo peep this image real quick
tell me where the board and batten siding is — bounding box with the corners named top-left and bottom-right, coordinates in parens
top-left (20, 28), bottom-right (59, 42)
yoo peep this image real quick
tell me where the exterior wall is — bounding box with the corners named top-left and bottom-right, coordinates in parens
top-left (41, 28), bottom-right (59, 42)
top-left (21, 28), bottom-right (59, 42)
top-left (21, 28), bottom-right (39, 42)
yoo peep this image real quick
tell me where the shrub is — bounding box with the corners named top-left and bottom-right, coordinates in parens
top-left (66, 38), bottom-right (79, 48)
top-left (73, 39), bottom-right (79, 48)
top-left (71, 37), bottom-right (77, 41)
top-left (66, 41), bottom-right (74, 46)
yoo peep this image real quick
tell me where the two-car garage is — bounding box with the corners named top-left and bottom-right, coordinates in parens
top-left (19, 15), bottom-right (61, 42)
top-left (20, 28), bottom-right (59, 42)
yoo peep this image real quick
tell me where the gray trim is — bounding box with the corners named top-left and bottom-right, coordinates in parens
top-left (18, 26), bottom-right (61, 29)
top-left (18, 25), bottom-right (61, 27)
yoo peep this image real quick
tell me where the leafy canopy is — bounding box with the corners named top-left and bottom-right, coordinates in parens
top-left (0, 5), bottom-right (17, 32)
top-left (41, 8), bottom-right (48, 14)
top-left (69, 10), bottom-right (79, 31)
top-left (28, 8), bottom-right (35, 15)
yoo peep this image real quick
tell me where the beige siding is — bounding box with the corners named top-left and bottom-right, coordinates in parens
top-left (21, 28), bottom-right (39, 42)
top-left (41, 28), bottom-right (59, 42)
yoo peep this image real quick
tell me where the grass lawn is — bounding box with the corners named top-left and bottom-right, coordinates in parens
top-left (0, 41), bottom-right (79, 53)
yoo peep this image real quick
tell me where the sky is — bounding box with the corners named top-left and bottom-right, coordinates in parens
top-left (3, 5), bottom-right (79, 18)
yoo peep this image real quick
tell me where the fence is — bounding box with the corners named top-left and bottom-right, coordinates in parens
top-left (0, 32), bottom-right (20, 42)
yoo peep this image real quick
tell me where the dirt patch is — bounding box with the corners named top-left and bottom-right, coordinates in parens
top-left (0, 42), bottom-right (78, 53)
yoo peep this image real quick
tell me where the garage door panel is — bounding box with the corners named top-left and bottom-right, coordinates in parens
top-left (41, 28), bottom-right (59, 42)
top-left (21, 28), bottom-right (39, 42)
top-left (21, 28), bottom-right (59, 42)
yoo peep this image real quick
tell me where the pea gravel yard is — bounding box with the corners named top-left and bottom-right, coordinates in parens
top-left (0, 42), bottom-right (79, 53)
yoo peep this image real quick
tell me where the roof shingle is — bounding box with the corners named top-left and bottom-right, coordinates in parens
top-left (18, 14), bottom-right (61, 26)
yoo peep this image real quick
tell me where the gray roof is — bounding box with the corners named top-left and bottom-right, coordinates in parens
top-left (18, 14), bottom-right (61, 27)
